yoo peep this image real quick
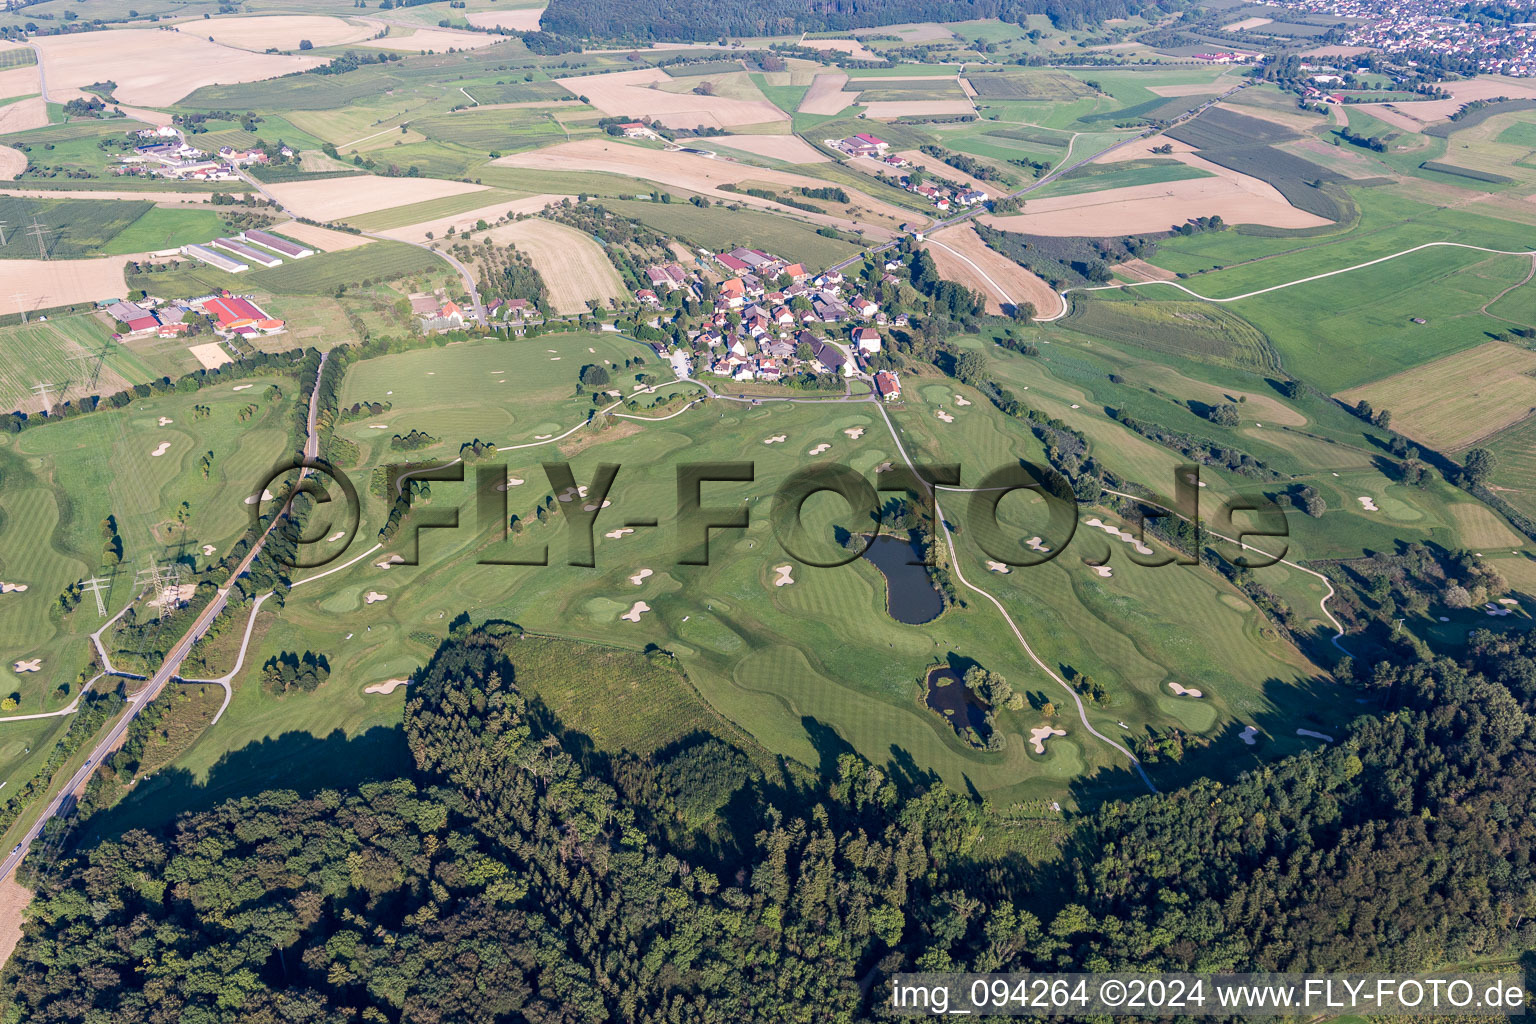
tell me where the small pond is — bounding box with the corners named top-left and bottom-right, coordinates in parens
top-left (859, 533), bottom-right (943, 625)
top-left (925, 667), bottom-right (989, 738)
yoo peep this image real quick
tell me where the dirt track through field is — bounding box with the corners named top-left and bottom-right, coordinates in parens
top-left (924, 224), bottom-right (1063, 318)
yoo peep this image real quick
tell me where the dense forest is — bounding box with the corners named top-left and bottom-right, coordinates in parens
top-left (541, 0), bottom-right (1178, 42)
top-left (4, 617), bottom-right (1536, 1020)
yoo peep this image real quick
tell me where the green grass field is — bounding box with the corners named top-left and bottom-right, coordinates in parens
top-left (0, 196), bottom-right (152, 259)
top-left (0, 316), bottom-right (161, 414)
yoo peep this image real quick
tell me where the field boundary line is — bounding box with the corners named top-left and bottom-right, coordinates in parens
top-left (1039, 241), bottom-right (1536, 321)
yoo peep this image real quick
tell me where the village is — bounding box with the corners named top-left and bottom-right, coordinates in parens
top-left (826, 132), bottom-right (988, 211)
top-left (115, 124), bottom-right (281, 183)
top-left (413, 240), bottom-right (906, 401)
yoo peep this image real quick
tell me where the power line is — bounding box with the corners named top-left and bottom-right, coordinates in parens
top-left (79, 576), bottom-right (109, 618)
top-left (27, 216), bottom-right (47, 261)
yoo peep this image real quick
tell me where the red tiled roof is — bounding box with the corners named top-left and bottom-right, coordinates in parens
top-left (205, 296), bottom-right (264, 326)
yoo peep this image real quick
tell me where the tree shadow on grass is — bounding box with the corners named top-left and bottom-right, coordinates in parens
top-left (77, 724), bottom-right (412, 845)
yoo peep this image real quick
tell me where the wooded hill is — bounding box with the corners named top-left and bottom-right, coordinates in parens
top-left (4, 623), bottom-right (1535, 1020)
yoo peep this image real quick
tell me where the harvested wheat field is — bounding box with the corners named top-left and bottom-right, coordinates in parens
top-left (0, 97), bottom-right (47, 134)
top-left (895, 148), bottom-right (1006, 197)
top-left (3, 256), bottom-right (135, 309)
top-left (266, 220), bottom-right (374, 252)
top-left (801, 37), bottom-right (879, 61)
top-left (264, 175), bottom-right (488, 221)
top-left (0, 188), bottom-right (211, 203)
top-left (1367, 76), bottom-right (1536, 124)
top-left (555, 67), bottom-right (786, 129)
top-left (0, 64), bottom-right (38, 101)
top-left (862, 100), bottom-right (974, 119)
top-left (359, 26), bottom-right (505, 51)
top-left (0, 146), bottom-right (24, 180)
top-left (923, 224), bottom-right (1063, 318)
top-left (0, 876), bottom-right (30, 970)
top-left (799, 73), bottom-right (858, 115)
top-left (1115, 257), bottom-right (1176, 282)
top-left (1221, 17), bottom-right (1272, 30)
top-left (33, 30), bottom-right (323, 106)
top-left (982, 176), bottom-right (1330, 236)
top-left (483, 218), bottom-right (623, 313)
top-left (1150, 80), bottom-right (1236, 97)
top-left (175, 15), bottom-right (375, 51)
top-left (467, 7), bottom-right (545, 31)
top-left (378, 193), bottom-right (571, 244)
top-left (708, 134), bottom-right (828, 163)
top-left (493, 139), bottom-right (914, 236)
top-left (1354, 103), bottom-right (1430, 134)
top-left (1336, 341), bottom-right (1536, 450)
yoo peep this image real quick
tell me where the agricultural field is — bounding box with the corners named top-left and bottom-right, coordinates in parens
top-left (1336, 341), bottom-right (1536, 451)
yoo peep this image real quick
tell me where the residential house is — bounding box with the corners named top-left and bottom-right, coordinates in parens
top-left (852, 327), bottom-right (881, 353)
top-left (875, 370), bottom-right (902, 401)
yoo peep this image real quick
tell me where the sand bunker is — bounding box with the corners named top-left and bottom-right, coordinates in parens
top-left (1357, 496), bottom-right (1378, 511)
top-left (808, 442), bottom-right (831, 455)
top-left (376, 554), bottom-right (405, 569)
top-left (763, 435), bottom-right (787, 445)
top-left (232, 384), bottom-right (254, 392)
top-left (150, 442), bottom-right (170, 457)
top-left (1025, 537), bottom-right (1050, 554)
top-left (773, 564), bottom-right (795, 587)
top-left (243, 488), bottom-right (276, 505)
top-left (12, 659), bottom-right (40, 673)
top-left (582, 500), bottom-right (613, 512)
top-left (369, 424), bottom-right (389, 429)
top-left (496, 476), bottom-right (526, 491)
top-left (0, 583), bottom-right (27, 594)
top-left (364, 677), bottom-right (411, 695)
top-left (935, 410), bottom-right (954, 423)
top-left (954, 396), bottom-right (971, 406)
top-left (1167, 682), bottom-right (1204, 698)
top-left (620, 600), bottom-right (651, 622)
top-left (1485, 603), bottom-right (1513, 617)
top-left (556, 485), bottom-right (589, 502)
top-left (201, 545), bottom-right (216, 556)
top-left (605, 528), bottom-right (634, 539)
top-left (1029, 726), bottom-right (1066, 754)
top-left (875, 461), bottom-right (893, 473)
top-left (1085, 517), bottom-right (1154, 556)
top-left (157, 417), bottom-right (173, 426)
top-left (326, 531), bottom-right (346, 543)
top-left (1296, 728), bottom-right (1334, 742)
top-left (629, 568), bottom-right (653, 585)
top-left (1239, 725), bottom-right (1259, 745)
top-left (364, 591), bottom-right (388, 605)
top-left (843, 426), bottom-right (865, 439)
top-left (1092, 565), bottom-right (1114, 578)
top-left (986, 560), bottom-right (1011, 574)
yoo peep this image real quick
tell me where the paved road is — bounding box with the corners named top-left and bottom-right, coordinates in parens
top-left (0, 354), bottom-right (328, 882)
